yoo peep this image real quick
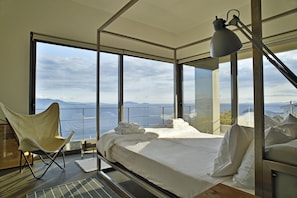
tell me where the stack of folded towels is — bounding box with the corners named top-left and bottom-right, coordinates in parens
top-left (166, 118), bottom-right (189, 128)
top-left (114, 122), bottom-right (145, 135)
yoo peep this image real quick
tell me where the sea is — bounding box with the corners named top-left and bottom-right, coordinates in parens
top-left (36, 98), bottom-right (290, 141)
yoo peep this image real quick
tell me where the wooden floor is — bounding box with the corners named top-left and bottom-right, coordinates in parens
top-left (0, 153), bottom-right (157, 198)
top-left (0, 153), bottom-right (100, 198)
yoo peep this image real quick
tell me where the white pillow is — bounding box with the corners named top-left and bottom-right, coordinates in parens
top-left (211, 124), bottom-right (254, 177)
top-left (264, 115), bottom-right (280, 129)
top-left (265, 127), bottom-right (294, 146)
top-left (265, 139), bottom-right (297, 166)
top-left (233, 140), bottom-right (255, 189)
top-left (282, 114), bottom-right (297, 124)
top-left (277, 123), bottom-right (297, 139)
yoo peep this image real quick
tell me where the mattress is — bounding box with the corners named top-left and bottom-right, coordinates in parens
top-left (265, 138), bottom-right (297, 166)
top-left (97, 127), bottom-right (232, 197)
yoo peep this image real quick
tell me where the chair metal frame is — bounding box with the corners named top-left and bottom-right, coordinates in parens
top-left (1, 102), bottom-right (75, 179)
top-left (19, 149), bottom-right (65, 179)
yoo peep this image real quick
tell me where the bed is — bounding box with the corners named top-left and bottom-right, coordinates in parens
top-left (263, 118), bottom-right (297, 198)
top-left (97, 120), bottom-right (256, 197)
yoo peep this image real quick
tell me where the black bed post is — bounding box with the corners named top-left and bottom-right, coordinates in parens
top-left (96, 0), bottom-right (139, 172)
top-left (118, 54), bottom-right (124, 123)
top-left (251, 0), bottom-right (265, 196)
top-left (96, 28), bottom-right (101, 171)
top-left (230, 53), bottom-right (238, 125)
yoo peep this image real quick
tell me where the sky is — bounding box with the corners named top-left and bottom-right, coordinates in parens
top-left (218, 50), bottom-right (297, 104)
top-left (36, 42), bottom-right (297, 105)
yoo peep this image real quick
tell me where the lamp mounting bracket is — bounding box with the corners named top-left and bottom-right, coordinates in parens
top-left (226, 9), bottom-right (240, 22)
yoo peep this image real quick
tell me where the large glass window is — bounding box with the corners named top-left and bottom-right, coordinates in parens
top-left (184, 48), bottom-right (297, 134)
top-left (218, 49), bottom-right (297, 129)
top-left (35, 42), bottom-right (97, 141)
top-left (237, 58), bottom-right (254, 127)
top-left (263, 49), bottom-right (297, 121)
top-left (183, 66), bottom-right (196, 125)
top-left (218, 62), bottom-right (232, 129)
top-left (99, 52), bottom-right (119, 134)
top-left (34, 37), bottom-right (297, 146)
top-left (123, 56), bottom-right (174, 127)
top-left (218, 59), bottom-right (254, 129)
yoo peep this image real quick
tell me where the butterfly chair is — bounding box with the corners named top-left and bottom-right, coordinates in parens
top-left (0, 102), bottom-right (75, 179)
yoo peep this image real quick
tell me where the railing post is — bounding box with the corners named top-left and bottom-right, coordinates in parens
top-left (162, 106), bottom-right (165, 124)
top-left (82, 108), bottom-right (85, 140)
top-left (127, 107), bottom-right (130, 123)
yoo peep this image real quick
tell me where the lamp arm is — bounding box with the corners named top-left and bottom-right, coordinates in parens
top-left (232, 16), bottom-right (297, 89)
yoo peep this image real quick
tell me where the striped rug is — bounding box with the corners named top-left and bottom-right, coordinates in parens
top-left (26, 177), bottom-right (121, 198)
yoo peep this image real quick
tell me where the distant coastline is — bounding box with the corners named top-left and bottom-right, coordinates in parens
top-left (34, 98), bottom-right (293, 140)
top-left (36, 98), bottom-right (287, 115)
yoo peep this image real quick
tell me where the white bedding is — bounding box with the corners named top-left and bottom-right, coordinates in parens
top-left (97, 126), bottom-right (243, 197)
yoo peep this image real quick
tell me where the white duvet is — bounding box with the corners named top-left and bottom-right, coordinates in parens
top-left (97, 130), bottom-right (158, 161)
top-left (97, 126), bottom-right (232, 197)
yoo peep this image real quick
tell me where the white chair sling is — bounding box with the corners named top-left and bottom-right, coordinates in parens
top-left (0, 102), bottom-right (75, 179)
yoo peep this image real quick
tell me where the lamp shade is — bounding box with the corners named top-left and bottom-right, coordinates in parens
top-left (210, 18), bottom-right (242, 57)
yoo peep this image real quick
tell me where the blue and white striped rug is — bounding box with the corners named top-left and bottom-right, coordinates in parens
top-left (26, 177), bottom-right (121, 198)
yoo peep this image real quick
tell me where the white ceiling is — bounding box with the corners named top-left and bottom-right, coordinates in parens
top-left (69, 0), bottom-right (297, 60)
top-left (71, 0), bottom-right (250, 47)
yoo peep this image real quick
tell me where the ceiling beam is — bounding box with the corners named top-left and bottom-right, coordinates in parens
top-left (98, 0), bottom-right (138, 31)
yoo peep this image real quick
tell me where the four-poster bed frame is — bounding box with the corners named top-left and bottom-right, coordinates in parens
top-left (95, 1), bottom-right (297, 197)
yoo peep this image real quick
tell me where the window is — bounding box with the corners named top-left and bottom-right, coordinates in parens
top-left (219, 57), bottom-right (254, 127)
top-left (219, 62), bottom-right (232, 126)
top-left (263, 49), bottom-right (297, 118)
top-left (183, 65), bottom-right (196, 125)
top-left (237, 58), bottom-right (254, 127)
top-left (34, 42), bottom-right (97, 141)
top-left (32, 38), bottom-right (176, 143)
top-left (218, 49), bottom-right (297, 128)
top-left (32, 35), bottom-right (296, 144)
top-left (99, 52), bottom-right (119, 134)
top-left (123, 55), bottom-right (174, 127)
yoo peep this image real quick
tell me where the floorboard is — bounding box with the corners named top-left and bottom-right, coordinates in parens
top-left (0, 153), bottom-right (99, 198)
top-left (0, 153), bottom-right (156, 198)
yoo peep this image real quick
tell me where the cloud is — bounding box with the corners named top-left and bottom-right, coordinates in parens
top-left (36, 42), bottom-right (297, 104)
top-left (36, 53), bottom-right (97, 102)
top-left (122, 56), bottom-right (174, 103)
top-left (218, 49), bottom-right (297, 104)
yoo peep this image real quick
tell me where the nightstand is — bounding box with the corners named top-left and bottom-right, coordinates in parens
top-left (0, 124), bottom-right (33, 170)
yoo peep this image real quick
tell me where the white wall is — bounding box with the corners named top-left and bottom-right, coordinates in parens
top-left (0, 0), bottom-right (105, 114)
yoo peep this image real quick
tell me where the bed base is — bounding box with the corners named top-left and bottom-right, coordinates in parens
top-left (263, 159), bottom-right (297, 198)
top-left (97, 169), bottom-right (132, 198)
top-left (97, 152), bottom-right (178, 198)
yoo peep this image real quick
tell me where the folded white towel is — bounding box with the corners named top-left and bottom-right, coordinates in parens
top-left (166, 118), bottom-right (190, 128)
top-left (166, 118), bottom-right (184, 124)
top-left (118, 122), bottom-right (140, 129)
top-left (115, 127), bottom-right (145, 135)
top-left (114, 122), bottom-right (145, 135)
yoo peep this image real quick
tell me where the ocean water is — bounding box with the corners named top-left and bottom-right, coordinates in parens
top-left (36, 99), bottom-right (292, 140)
top-left (36, 99), bottom-right (174, 140)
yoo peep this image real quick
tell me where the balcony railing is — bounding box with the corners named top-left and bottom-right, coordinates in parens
top-left (36, 102), bottom-right (295, 142)
top-left (37, 105), bottom-right (187, 141)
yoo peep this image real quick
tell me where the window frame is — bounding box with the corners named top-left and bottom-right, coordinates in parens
top-left (30, 32), bottom-right (97, 114)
